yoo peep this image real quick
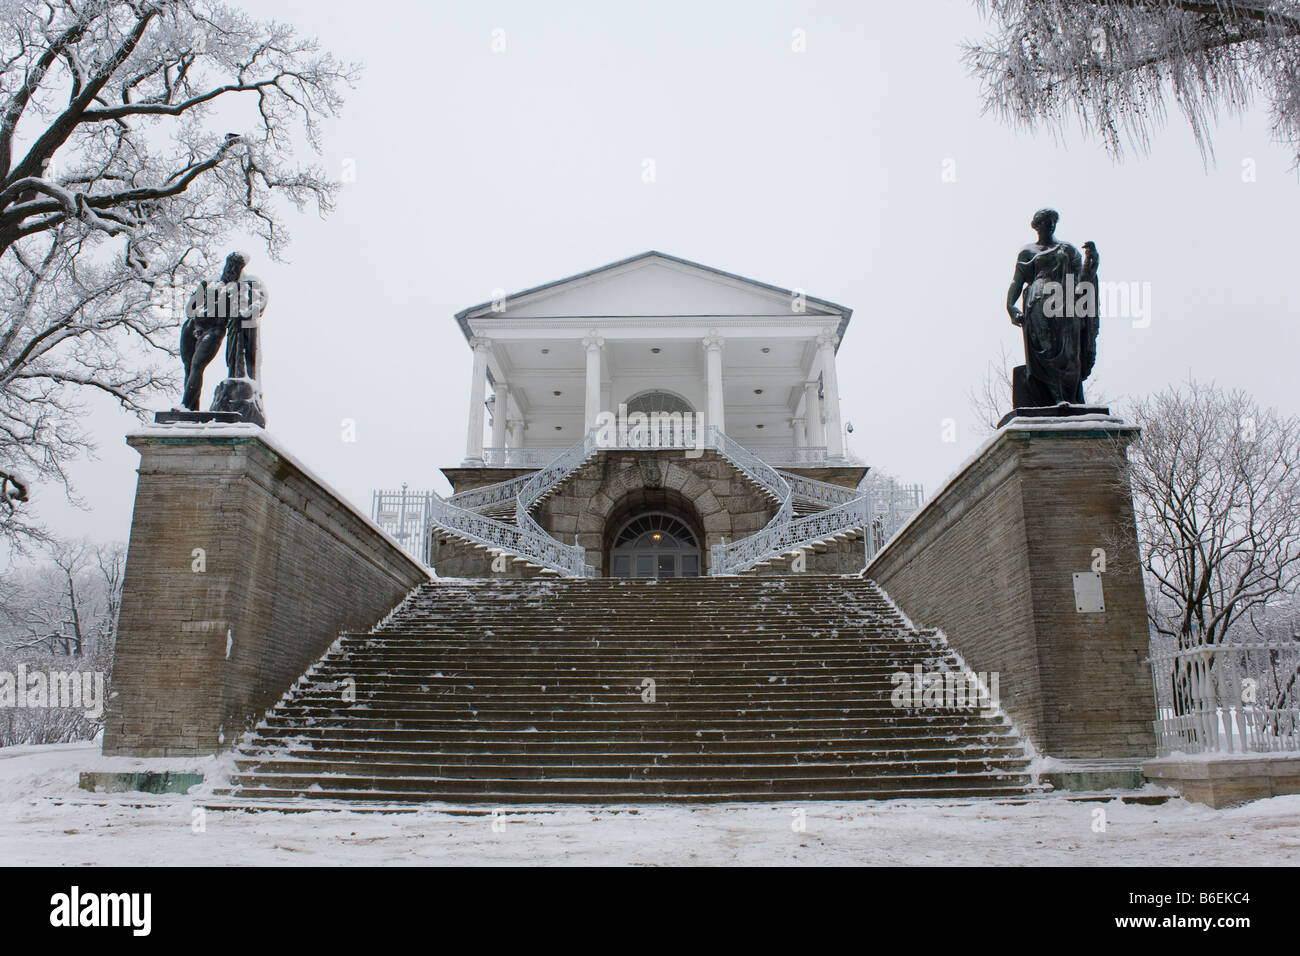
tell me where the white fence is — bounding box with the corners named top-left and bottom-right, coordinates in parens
top-left (475, 444), bottom-right (860, 469)
top-left (1148, 636), bottom-right (1300, 756)
top-left (863, 479), bottom-right (925, 559)
top-left (372, 487), bottom-right (434, 564)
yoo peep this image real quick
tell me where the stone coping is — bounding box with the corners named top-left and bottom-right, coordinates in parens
top-left (865, 415), bottom-right (1138, 574)
top-left (129, 422), bottom-right (428, 578)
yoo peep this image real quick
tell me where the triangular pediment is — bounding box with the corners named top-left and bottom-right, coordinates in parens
top-left (456, 252), bottom-right (848, 323)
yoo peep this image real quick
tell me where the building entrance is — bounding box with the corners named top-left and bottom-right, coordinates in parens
top-left (610, 512), bottom-right (701, 578)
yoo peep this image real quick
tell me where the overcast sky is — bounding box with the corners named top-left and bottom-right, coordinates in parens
top-left (14, 0), bottom-right (1300, 562)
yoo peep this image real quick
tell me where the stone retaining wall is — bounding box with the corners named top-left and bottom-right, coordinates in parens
top-left (865, 419), bottom-right (1157, 760)
top-left (102, 427), bottom-right (429, 757)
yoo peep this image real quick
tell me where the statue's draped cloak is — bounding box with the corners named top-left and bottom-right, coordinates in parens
top-left (1014, 241), bottom-right (1086, 405)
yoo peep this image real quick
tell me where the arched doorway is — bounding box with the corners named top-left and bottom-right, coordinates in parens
top-left (610, 512), bottom-right (701, 578)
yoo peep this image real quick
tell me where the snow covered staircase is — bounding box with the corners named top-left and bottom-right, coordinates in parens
top-left (220, 577), bottom-right (1032, 804)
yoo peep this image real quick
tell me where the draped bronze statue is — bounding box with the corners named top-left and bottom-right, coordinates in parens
top-left (1005, 209), bottom-right (1100, 409)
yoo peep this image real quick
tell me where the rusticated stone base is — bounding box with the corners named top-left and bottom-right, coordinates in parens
top-left (434, 452), bottom-right (868, 579)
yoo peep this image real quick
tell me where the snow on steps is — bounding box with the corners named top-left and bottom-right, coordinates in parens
top-left (218, 577), bottom-right (1035, 805)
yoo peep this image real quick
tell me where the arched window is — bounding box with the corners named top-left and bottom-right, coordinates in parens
top-left (610, 512), bottom-right (701, 578)
top-left (623, 390), bottom-right (695, 418)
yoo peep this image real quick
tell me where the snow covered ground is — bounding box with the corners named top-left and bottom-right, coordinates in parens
top-left (2, 741), bottom-right (1298, 866)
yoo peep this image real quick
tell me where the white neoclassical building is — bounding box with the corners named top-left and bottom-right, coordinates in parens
top-left (455, 251), bottom-right (855, 468)
top-left (373, 251), bottom-right (925, 580)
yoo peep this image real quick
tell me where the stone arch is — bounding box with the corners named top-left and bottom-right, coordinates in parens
top-left (602, 489), bottom-right (705, 576)
top-left (572, 456), bottom-right (734, 575)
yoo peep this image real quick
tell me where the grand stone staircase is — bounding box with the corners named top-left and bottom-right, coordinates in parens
top-left (219, 577), bottom-right (1033, 804)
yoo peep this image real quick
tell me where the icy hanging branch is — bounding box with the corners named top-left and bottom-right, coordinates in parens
top-left (965, 0), bottom-right (1300, 166)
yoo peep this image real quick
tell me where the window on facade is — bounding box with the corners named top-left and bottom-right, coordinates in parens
top-left (611, 513), bottom-right (701, 579)
top-left (623, 390), bottom-right (695, 418)
top-left (613, 513), bottom-right (698, 550)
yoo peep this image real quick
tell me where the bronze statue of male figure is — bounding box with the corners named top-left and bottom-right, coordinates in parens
top-left (1005, 209), bottom-right (1100, 408)
top-left (179, 252), bottom-right (246, 409)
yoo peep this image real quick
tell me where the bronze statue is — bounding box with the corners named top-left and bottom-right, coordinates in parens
top-left (1006, 209), bottom-right (1100, 408)
top-left (224, 268), bottom-right (262, 381)
top-left (170, 251), bottom-right (268, 426)
top-left (179, 252), bottom-right (245, 410)
top-left (211, 255), bottom-right (267, 427)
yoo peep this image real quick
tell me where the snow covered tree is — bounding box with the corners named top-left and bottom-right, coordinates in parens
top-left (0, 538), bottom-right (124, 655)
top-left (0, 538), bottom-right (122, 745)
top-left (1116, 380), bottom-right (1300, 649)
top-left (965, 1), bottom-right (1300, 165)
top-left (0, 0), bottom-right (356, 547)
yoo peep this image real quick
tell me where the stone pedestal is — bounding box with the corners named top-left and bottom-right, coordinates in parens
top-left (154, 409), bottom-right (241, 425)
top-left (211, 377), bottom-right (265, 427)
top-left (996, 402), bottom-right (1111, 429)
top-left (866, 416), bottom-right (1156, 760)
top-left (103, 426), bottom-right (428, 756)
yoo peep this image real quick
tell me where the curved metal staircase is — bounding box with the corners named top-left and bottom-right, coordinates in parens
top-left (424, 427), bottom-right (891, 577)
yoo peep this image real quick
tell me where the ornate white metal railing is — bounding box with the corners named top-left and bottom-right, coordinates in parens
top-left (754, 446), bottom-right (830, 467)
top-left (480, 447), bottom-right (561, 468)
top-left (711, 493), bottom-right (870, 574)
top-left (427, 491), bottom-right (593, 577)
top-left (710, 473), bottom-right (925, 574)
top-left (780, 471), bottom-right (861, 509)
top-left (708, 428), bottom-right (791, 512)
top-left (448, 473), bottom-right (538, 513)
top-left (1148, 637), bottom-right (1300, 756)
top-left (513, 431), bottom-right (602, 571)
top-left (385, 429), bottom-right (919, 577)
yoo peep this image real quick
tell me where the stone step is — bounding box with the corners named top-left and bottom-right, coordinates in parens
top-left (228, 577), bottom-right (1031, 804)
top-left (213, 784), bottom-right (1033, 804)
top-left (255, 717), bottom-right (1012, 736)
top-left (235, 743), bottom-right (1027, 763)
top-left (222, 770), bottom-right (1031, 796)
top-left (229, 759), bottom-right (1028, 782)
top-left (269, 703), bottom-right (998, 722)
top-left (244, 734), bottom-right (1019, 756)
top-left (281, 689), bottom-right (973, 706)
top-left (303, 666), bottom-right (952, 680)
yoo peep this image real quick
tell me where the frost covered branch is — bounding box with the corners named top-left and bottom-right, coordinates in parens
top-left (0, 1), bottom-right (357, 547)
top-left (966, 0), bottom-right (1300, 166)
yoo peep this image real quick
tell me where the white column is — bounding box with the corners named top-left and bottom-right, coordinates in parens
top-left (818, 329), bottom-right (844, 459)
top-left (582, 332), bottom-right (603, 431)
top-left (791, 418), bottom-right (806, 448)
top-left (703, 330), bottom-right (725, 435)
top-left (803, 380), bottom-right (822, 449)
top-left (465, 336), bottom-right (491, 462)
top-left (490, 382), bottom-right (509, 453)
top-left (507, 418), bottom-right (524, 448)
